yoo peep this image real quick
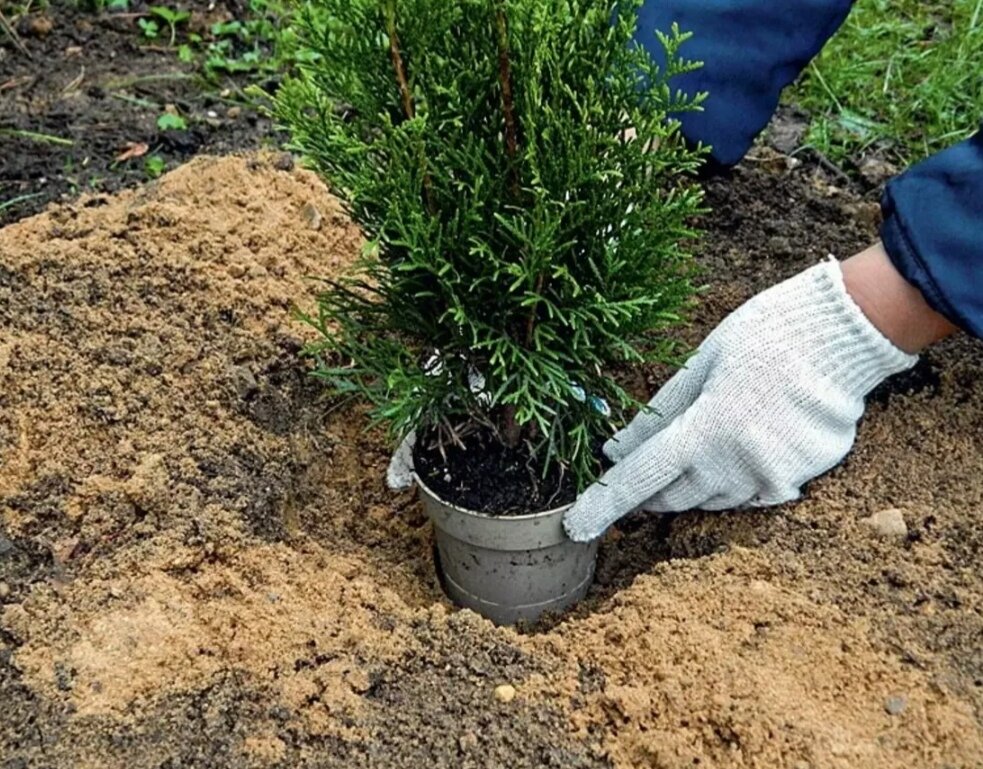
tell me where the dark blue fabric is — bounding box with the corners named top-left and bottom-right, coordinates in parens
top-left (881, 131), bottom-right (983, 338)
top-left (637, 0), bottom-right (983, 339)
top-left (636, 0), bottom-right (853, 165)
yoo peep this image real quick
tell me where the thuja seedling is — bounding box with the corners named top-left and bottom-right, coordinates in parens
top-left (278, 0), bottom-right (707, 485)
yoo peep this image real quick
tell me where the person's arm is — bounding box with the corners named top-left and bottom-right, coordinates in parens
top-left (637, 1), bottom-right (983, 334)
top-left (879, 129), bottom-right (983, 339)
top-left (842, 242), bottom-right (957, 354)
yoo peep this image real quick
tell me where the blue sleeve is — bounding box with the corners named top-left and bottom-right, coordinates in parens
top-left (880, 131), bottom-right (983, 339)
top-left (636, 0), bottom-right (853, 165)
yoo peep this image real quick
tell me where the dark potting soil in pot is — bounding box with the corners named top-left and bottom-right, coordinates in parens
top-left (412, 428), bottom-right (580, 516)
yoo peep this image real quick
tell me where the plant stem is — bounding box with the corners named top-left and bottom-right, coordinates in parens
top-left (501, 404), bottom-right (522, 447)
top-left (493, 2), bottom-right (520, 200)
top-left (0, 128), bottom-right (74, 146)
top-left (0, 9), bottom-right (31, 59)
top-left (384, 3), bottom-right (415, 121)
top-left (493, 2), bottom-right (543, 354)
top-left (384, 1), bottom-right (436, 215)
top-left (0, 192), bottom-right (44, 213)
top-left (494, 2), bottom-right (525, 449)
top-left (524, 273), bottom-right (544, 347)
top-left (508, 272), bottom-right (545, 447)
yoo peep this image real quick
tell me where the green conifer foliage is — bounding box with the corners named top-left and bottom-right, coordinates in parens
top-left (277, 0), bottom-right (707, 486)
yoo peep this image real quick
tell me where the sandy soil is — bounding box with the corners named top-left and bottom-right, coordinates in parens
top-left (1, 152), bottom-right (980, 768)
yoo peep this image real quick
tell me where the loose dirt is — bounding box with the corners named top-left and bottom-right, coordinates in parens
top-left (0, 1), bottom-right (277, 228)
top-left (1, 151), bottom-right (981, 768)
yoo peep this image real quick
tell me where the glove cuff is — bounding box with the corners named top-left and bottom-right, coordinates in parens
top-left (772, 259), bottom-right (918, 398)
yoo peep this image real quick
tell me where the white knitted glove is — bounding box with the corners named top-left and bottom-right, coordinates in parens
top-left (563, 259), bottom-right (918, 543)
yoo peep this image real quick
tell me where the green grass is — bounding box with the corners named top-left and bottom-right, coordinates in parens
top-left (0, 128), bottom-right (75, 146)
top-left (0, 192), bottom-right (45, 214)
top-left (790, 0), bottom-right (983, 167)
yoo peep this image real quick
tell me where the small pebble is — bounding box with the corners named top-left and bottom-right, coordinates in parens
top-left (26, 15), bottom-right (54, 38)
top-left (861, 509), bottom-right (908, 540)
top-left (301, 202), bottom-right (322, 231)
top-left (269, 705), bottom-right (291, 722)
top-left (54, 661), bottom-right (73, 691)
top-left (51, 537), bottom-right (79, 565)
top-left (458, 731), bottom-right (479, 751)
top-left (231, 365), bottom-right (259, 399)
top-left (345, 669), bottom-right (372, 694)
top-left (493, 683), bottom-right (516, 703)
top-left (858, 156), bottom-right (900, 188)
top-left (0, 581), bottom-right (10, 599)
top-left (884, 695), bottom-right (907, 716)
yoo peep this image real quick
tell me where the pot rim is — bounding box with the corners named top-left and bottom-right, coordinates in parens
top-left (413, 472), bottom-right (572, 522)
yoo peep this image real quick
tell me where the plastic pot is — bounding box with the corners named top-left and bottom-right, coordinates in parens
top-left (415, 474), bottom-right (600, 626)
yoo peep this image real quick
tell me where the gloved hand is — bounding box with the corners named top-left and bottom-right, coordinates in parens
top-left (563, 259), bottom-right (918, 543)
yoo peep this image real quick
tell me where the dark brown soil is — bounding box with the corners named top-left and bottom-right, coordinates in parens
top-left (0, 1), bottom-right (278, 228)
top-left (413, 427), bottom-right (577, 515)
top-left (1, 150), bottom-right (981, 769)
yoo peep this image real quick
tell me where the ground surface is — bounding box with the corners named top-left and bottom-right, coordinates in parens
top-left (0, 1), bottom-right (277, 227)
top-left (1, 150), bottom-right (981, 769)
